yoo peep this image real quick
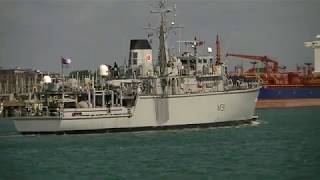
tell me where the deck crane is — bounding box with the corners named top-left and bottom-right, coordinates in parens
top-left (177, 36), bottom-right (204, 57)
top-left (225, 53), bottom-right (279, 74)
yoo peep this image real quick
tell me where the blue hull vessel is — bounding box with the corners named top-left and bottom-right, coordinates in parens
top-left (258, 86), bottom-right (320, 99)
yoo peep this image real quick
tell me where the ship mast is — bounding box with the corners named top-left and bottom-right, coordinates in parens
top-left (158, 8), bottom-right (167, 76)
top-left (149, 0), bottom-right (182, 76)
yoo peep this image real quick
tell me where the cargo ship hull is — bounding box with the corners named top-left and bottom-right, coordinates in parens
top-left (257, 85), bottom-right (320, 108)
top-left (258, 86), bottom-right (320, 99)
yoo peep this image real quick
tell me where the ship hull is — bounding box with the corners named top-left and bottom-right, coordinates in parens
top-left (13, 88), bottom-right (259, 133)
top-left (258, 85), bottom-right (320, 99)
top-left (257, 85), bottom-right (320, 108)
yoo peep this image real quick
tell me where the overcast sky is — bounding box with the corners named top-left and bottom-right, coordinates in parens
top-left (0, 0), bottom-right (319, 72)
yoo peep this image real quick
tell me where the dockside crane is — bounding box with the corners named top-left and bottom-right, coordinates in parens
top-left (225, 53), bottom-right (279, 74)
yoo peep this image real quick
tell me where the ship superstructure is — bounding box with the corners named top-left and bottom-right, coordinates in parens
top-left (12, 1), bottom-right (260, 134)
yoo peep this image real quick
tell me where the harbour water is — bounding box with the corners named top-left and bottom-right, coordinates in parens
top-left (0, 107), bottom-right (319, 179)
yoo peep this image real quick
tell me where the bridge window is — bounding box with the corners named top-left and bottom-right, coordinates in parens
top-left (203, 59), bottom-right (207, 64)
top-left (132, 52), bottom-right (138, 65)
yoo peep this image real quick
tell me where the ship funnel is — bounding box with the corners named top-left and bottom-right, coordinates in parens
top-left (129, 39), bottom-right (153, 77)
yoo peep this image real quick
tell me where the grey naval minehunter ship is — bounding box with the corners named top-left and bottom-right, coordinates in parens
top-left (12, 1), bottom-right (261, 134)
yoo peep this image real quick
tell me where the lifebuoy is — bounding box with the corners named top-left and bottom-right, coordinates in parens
top-left (145, 54), bottom-right (152, 62)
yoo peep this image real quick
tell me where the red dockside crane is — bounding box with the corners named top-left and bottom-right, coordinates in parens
top-left (225, 53), bottom-right (279, 74)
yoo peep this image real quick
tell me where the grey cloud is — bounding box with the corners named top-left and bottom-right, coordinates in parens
top-left (0, 0), bottom-right (319, 72)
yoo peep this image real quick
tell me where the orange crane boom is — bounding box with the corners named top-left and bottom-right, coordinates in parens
top-left (225, 53), bottom-right (279, 73)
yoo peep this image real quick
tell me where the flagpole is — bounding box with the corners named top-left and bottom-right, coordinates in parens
top-left (61, 57), bottom-right (65, 112)
top-left (60, 56), bottom-right (72, 113)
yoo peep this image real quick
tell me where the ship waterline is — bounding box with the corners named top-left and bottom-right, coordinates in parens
top-left (13, 87), bottom-right (259, 133)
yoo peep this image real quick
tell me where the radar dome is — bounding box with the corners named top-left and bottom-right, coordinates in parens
top-left (99, 64), bottom-right (109, 77)
top-left (43, 75), bottom-right (52, 84)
